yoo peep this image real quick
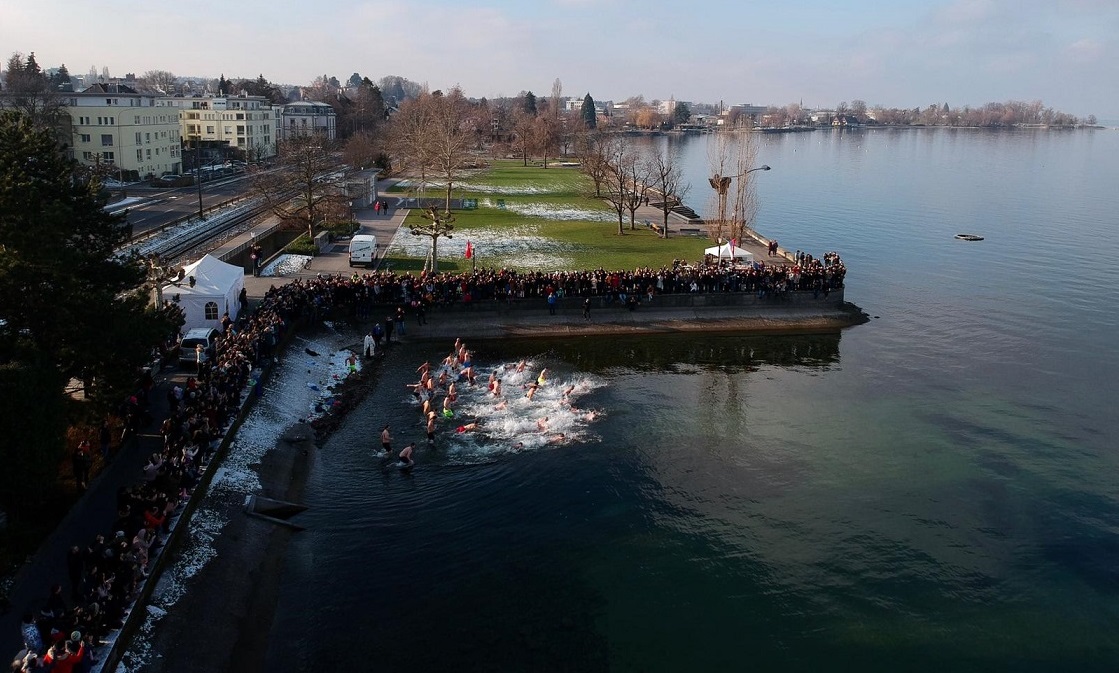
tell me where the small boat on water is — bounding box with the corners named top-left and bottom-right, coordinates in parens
top-left (955, 234), bottom-right (984, 241)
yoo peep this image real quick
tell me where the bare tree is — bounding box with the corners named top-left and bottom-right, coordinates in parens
top-left (428, 88), bottom-right (475, 211)
top-left (139, 70), bottom-right (177, 94)
top-left (706, 129), bottom-right (762, 246)
top-left (550, 78), bottom-right (563, 119)
top-left (599, 135), bottom-right (635, 235)
top-left (410, 206), bottom-right (455, 273)
top-left (533, 114), bottom-right (558, 168)
top-left (624, 154), bottom-right (650, 230)
top-left (251, 134), bottom-right (342, 241)
top-left (578, 131), bottom-right (610, 197)
top-left (389, 94), bottom-right (436, 198)
top-left (647, 145), bottom-right (689, 238)
top-left (512, 110), bottom-right (535, 166)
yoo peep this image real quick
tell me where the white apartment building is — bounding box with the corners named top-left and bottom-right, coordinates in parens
top-left (164, 93), bottom-right (276, 162)
top-left (68, 83), bottom-right (182, 179)
top-left (279, 101), bottom-right (336, 140)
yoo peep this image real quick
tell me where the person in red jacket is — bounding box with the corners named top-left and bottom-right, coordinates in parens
top-left (42, 638), bottom-right (84, 673)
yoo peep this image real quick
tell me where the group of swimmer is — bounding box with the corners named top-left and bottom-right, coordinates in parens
top-left (383, 339), bottom-right (580, 468)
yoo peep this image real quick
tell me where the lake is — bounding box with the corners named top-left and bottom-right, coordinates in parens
top-left (263, 128), bottom-right (1119, 672)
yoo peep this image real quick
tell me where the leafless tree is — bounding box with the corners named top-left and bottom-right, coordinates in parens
top-left (410, 206), bottom-right (455, 273)
top-left (388, 94), bottom-right (436, 197)
top-left (706, 130), bottom-right (761, 245)
top-left (251, 134), bottom-right (342, 241)
top-left (533, 114), bottom-right (558, 168)
top-left (512, 110), bottom-right (535, 166)
top-left (428, 88), bottom-right (475, 211)
top-left (139, 70), bottom-right (177, 94)
top-left (599, 135), bottom-right (636, 235)
top-left (646, 146), bottom-right (689, 238)
top-left (577, 131), bottom-right (610, 198)
top-left (624, 154), bottom-right (650, 230)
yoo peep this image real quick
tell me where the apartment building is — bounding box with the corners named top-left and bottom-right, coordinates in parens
top-left (68, 83), bottom-right (182, 179)
top-left (278, 101), bottom-right (336, 140)
top-left (165, 93), bottom-right (276, 161)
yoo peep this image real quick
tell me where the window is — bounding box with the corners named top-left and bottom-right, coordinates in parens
top-left (137, 149), bottom-right (143, 162)
top-left (80, 134), bottom-right (91, 143)
top-left (204, 302), bottom-right (219, 320)
top-left (146, 149), bottom-right (152, 159)
top-left (135, 116), bottom-right (141, 124)
top-left (82, 151), bottom-right (92, 160)
top-left (206, 126), bottom-right (214, 134)
top-left (106, 98), bottom-right (112, 105)
top-left (145, 133), bottom-right (151, 142)
top-left (236, 113), bottom-right (244, 120)
top-left (109, 117), bottom-right (114, 125)
top-left (135, 132), bottom-right (142, 144)
top-left (237, 126), bottom-right (244, 135)
top-left (103, 152), bottom-right (114, 161)
top-left (224, 126), bottom-right (232, 135)
top-left (101, 134), bottom-right (113, 146)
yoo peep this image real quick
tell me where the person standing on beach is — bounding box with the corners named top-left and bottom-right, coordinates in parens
top-left (380, 425), bottom-right (392, 454)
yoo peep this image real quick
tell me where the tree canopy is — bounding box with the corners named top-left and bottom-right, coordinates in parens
top-left (0, 110), bottom-right (180, 502)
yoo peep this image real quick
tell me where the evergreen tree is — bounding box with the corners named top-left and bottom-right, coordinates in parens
top-left (0, 110), bottom-right (180, 403)
top-left (522, 91), bottom-right (538, 116)
top-left (52, 63), bottom-right (73, 92)
top-left (218, 73), bottom-right (230, 96)
top-left (581, 93), bottom-right (597, 129)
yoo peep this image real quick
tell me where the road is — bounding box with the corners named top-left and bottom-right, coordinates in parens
top-left (112, 176), bottom-right (254, 237)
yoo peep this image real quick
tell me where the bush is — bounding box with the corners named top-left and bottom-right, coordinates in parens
top-left (285, 234), bottom-right (318, 256)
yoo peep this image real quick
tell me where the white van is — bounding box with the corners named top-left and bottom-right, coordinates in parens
top-left (348, 234), bottom-right (378, 268)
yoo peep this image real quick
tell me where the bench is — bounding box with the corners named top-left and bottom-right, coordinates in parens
top-left (679, 227), bottom-right (704, 236)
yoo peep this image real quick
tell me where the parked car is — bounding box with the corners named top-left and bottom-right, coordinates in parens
top-left (178, 327), bottom-right (220, 368)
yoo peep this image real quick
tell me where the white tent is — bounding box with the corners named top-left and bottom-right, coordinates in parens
top-left (704, 243), bottom-right (755, 262)
top-left (163, 254), bottom-right (244, 330)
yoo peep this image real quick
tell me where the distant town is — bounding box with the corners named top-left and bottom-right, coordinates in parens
top-left (0, 51), bottom-right (1098, 185)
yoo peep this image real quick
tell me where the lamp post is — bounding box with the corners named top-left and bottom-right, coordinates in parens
top-left (195, 139), bottom-right (205, 220)
top-left (349, 200), bottom-right (356, 235)
top-left (708, 165), bottom-right (770, 263)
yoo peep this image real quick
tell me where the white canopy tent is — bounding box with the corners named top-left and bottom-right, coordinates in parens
top-left (704, 243), bottom-right (755, 263)
top-left (163, 254), bottom-right (244, 331)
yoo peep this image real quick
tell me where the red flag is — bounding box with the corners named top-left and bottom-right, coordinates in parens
top-left (464, 241), bottom-right (473, 259)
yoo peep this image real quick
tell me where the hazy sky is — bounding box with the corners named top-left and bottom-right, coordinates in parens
top-left (3, 0), bottom-right (1116, 117)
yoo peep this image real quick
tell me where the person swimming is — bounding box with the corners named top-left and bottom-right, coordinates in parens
top-left (515, 360), bottom-right (526, 373)
top-left (536, 416), bottom-right (549, 432)
top-left (456, 420), bottom-right (480, 433)
top-left (525, 382), bottom-right (539, 400)
top-left (494, 399), bottom-right (508, 411)
top-left (537, 368), bottom-right (548, 386)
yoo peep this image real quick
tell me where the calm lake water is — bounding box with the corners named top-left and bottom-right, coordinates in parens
top-left (265, 128), bottom-right (1119, 671)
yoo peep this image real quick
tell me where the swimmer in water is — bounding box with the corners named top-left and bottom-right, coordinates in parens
top-left (447, 381), bottom-right (458, 403)
top-left (537, 368), bottom-right (548, 386)
top-left (421, 398), bottom-right (433, 417)
top-left (525, 382), bottom-right (539, 400)
top-left (562, 384), bottom-right (575, 399)
top-left (346, 353), bottom-right (357, 372)
top-left (456, 420), bottom-right (480, 433)
top-left (417, 361), bottom-right (430, 375)
top-left (380, 425), bottom-right (392, 453)
top-left (536, 416), bottom-right (549, 432)
top-left (492, 379), bottom-right (502, 398)
top-left (494, 399), bottom-right (508, 411)
top-left (426, 411), bottom-right (437, 444)
top-left (547, 433), bottom-right (566, 445)
top-left (512, 441), bottom-right (525, 452)
top-left (399, 442), bottom-right (415, 468)
top-left (515, 360), bottom-right (526, 373)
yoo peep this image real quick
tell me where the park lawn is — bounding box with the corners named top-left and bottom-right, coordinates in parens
top-left (382, 159), bottom-right (712, 272)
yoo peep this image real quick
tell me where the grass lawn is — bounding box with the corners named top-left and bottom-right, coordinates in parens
top-left (384, 160), bottom-right (711, 272)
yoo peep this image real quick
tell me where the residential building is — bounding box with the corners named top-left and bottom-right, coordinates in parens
top-left (165, 92), bottom-right (276, 162)
top-left (279, 101), bottom-right (336, 140)
top-left (68, 83), bottom-right (181, 180)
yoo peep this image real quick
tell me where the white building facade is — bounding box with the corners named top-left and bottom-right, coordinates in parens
top-left (279, 101), bottom-right (336, 140)
top-left (165, 93), bottom-right (276, 161)
top-left (68, 83), bottom-right (182, 179)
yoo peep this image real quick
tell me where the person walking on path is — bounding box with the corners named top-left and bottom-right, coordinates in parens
top-left (384, 315), bottom-right (394, 344)
top-left (395, 306), bottom-right (406, 336)
top-left (583, 297), bottom-right (591, 321)
top-left (547, 292), bottom-right (557, 316)
top-left (72, 441), bottom-right (92, 491)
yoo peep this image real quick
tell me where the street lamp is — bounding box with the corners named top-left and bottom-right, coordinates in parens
top-left (349, 200), bottom-right (356, 235)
